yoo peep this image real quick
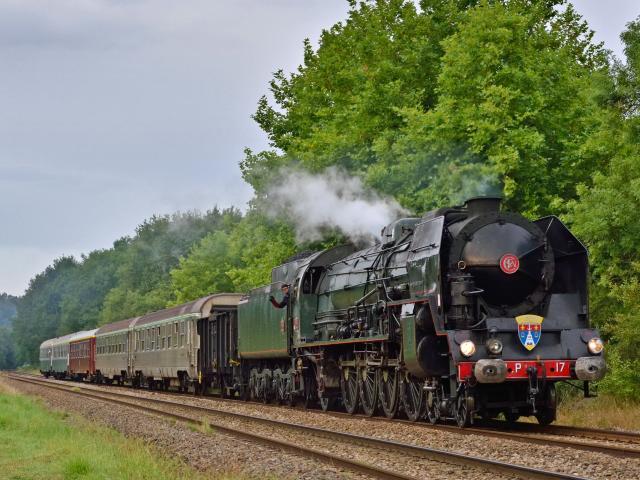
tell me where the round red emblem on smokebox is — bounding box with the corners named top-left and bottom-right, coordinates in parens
top-left (500, 254), bottom-right (519, 274)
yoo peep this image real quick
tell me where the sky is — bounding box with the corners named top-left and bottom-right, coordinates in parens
top-left (0, 0), bottom-right (638, 296)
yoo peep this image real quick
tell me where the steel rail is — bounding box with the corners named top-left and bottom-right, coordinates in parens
top-left (483, 420), bottom-right (640, 444)
top-left (9, 374), bottom-right (583, 480)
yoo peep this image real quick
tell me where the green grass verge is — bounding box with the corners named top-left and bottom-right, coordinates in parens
top-left (0, 386), bottom-right (239, 480)
top-left (15, 365), bottom-right (40, 375)
top-left (557, 393), bottom-right (640, 431)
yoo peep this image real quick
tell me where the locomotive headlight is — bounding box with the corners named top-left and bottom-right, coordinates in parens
top-left (460, 340), bottom-right (476, 357)
top-left (588, 337), bottom-right (604, 355)
top-left (486, 338), bottom-right (503, 355)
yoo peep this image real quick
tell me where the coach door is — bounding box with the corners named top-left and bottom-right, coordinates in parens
top-left (217, 309), bottom-right (238, 372)
top-left (197, 316), bottom-right (216, 382)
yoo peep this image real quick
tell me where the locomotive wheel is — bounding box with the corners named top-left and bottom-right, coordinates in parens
top-left (426, 389), bottom-right (440, 425)
top-left (535, 384), bottom-right (557, 426)
top-left (302, 373), bottom-right (316, 409)
top-left (455, 393), bottom-right (473, 428)
top-left (260, 369), bottom-right (272, 404)
top-left (378, 368), bottom-right (400, 419)
top-left (340, 367), bottom-right (359, 414)
top-left (248, 369), bottom-right (258, 400)
top-left (273, 369), bottom-right (285, 405)
top-left (284, 368), bottom-right (296, 407)
top-left (402, 375), bottom-right (425, 422)
top-left (359, 367), bottom-right (378, 417)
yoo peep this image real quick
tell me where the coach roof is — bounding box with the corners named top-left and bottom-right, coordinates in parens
top-left (134, 293), bottom-right (243, 329)
top-left (96, 316), bottom-right (142, 336)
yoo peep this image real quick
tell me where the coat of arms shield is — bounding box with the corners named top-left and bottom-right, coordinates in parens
top-left (515, 314), bottom-right (544, 351)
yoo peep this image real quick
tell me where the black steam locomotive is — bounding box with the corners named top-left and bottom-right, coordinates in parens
top-left (236, 196), bottom-right (606, 426)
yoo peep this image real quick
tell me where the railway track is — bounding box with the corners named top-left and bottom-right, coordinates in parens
top-left (8, 373), bottom-right (585, 480)
top-left (14, 372), bottom-right (640, 459)
top-left (485, 420), bottom-right (640, 445)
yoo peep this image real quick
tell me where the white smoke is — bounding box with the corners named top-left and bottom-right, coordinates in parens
top-left (266, 167), bottom-right (408, 245)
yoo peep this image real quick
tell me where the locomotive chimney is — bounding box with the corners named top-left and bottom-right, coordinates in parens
top-left (464, 196), bottom-right (502, 215)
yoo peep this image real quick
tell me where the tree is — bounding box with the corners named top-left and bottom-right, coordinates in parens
top-left (0, 326), bottom-right (15, 370)
top-left (226, 212), bottom-right (297, 291)
top-left (100, 208), bottom-right (242, 324)
top-left (246, 0), bottom-right (611, 217)
top-left (0, 293), bottom-right (17, 327)
top-left (569, 17), bottom-right (640, 400)
top-left (170, 231), bottom-right (238, 303)
top-left (390, 2), bottom-right (612, 216)
top-left (13, 256), bottom-right (78, 365)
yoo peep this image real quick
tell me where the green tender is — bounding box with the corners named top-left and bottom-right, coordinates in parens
top-left (238, 285), bottom-right (289, 359)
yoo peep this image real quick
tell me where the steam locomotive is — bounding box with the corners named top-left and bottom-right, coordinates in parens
top-left (40, 197), bottom-right (606, 426)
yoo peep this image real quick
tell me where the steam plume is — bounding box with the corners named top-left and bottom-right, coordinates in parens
top-left (266, 167), bottom-right (407, 245)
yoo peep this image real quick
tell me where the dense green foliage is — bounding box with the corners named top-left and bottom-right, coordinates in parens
top-left (8, 1), bottom-right (640, 399)
top-left (0, 294), bottom-right (17, 369)
top-left (252, 0), bottom-right (611, 216)
top-left (0, 293), bottom-right (17, 327)
top-left (568, 17), bottom-right (640, 399)
top-left (12, 209), bottom-right (241, 364)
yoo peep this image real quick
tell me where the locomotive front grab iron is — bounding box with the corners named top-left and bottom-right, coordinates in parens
top-left (235, 197), bottom-right (606, 426)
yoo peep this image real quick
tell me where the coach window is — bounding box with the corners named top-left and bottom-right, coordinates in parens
top-left (173, 322), bottom-right (178, 347)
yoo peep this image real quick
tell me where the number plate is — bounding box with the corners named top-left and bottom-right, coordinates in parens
top-left (457, 360), bottom-right (574, 381)
top-left (505, 360), bottom-right (572, 379)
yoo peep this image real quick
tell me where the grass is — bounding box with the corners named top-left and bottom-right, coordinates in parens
top-left (15, 365), bottom-right (40, 376)
top-left (0, 383), bottom-right (244, 479)
top-left (557, 394), bottom-right (640, 431)
top-left (187, 419), bottom-right (215, 435)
